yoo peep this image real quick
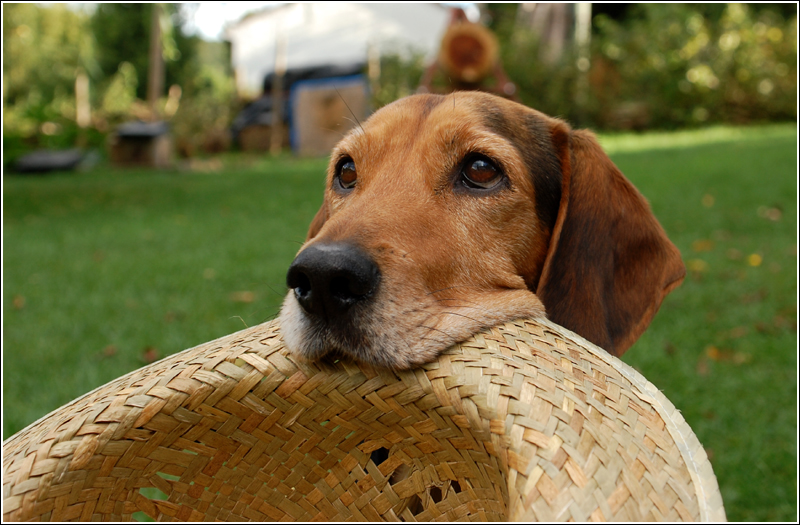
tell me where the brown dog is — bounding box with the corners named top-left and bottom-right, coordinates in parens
top-left (280, 92), bottom-right (685, 369)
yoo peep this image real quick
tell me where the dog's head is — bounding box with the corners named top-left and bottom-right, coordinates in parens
top-left (280, 92), bottom-right (685, 369)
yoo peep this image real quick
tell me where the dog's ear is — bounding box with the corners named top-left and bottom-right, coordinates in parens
top-left (306, 203), bottom-right (328, 241)
top-left (536, 123), bottom-right (685, 356)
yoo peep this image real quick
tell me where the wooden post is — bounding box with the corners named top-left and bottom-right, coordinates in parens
top-left (574, 3), bottom-right (592, 122)
top-left (270, 31), bottom-right (287, 156)
top-left (75, 70), bottom-right (90, 148)
top-left (147, 3), bottom-right (164, 121)
top-left (367, 41), bottom-right (381, 101)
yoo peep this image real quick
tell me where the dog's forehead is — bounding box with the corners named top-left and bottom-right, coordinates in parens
top-left (336, 93), bottom-right (548, 160)
top-left (368, 93), bottom-right (537, 135)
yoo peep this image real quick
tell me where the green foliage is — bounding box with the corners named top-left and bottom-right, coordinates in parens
top-left (488, 3), bottom-right (796, 129)
top-left (590, 3), bottom-right (797, 128)
top-left (3, 3), bottom-right (211, 163)
top-left (170, 60), bottom-right (238, 157)
top-left (2, 4), bottom-right (97, 108)
top-left (2, 3), bottom-right (99, 154)
top-left (90, 4), bottom-right (151, 100)
top-left (90, 3), bottom-right (199, 101)
top-left (371, 50), bottom-right (427, 110)
top-left (3, 4), bottom-right (236, 162)
top-left (100, 62), bottom-right (140, 119)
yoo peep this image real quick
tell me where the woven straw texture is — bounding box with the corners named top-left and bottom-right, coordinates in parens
top-left (3, 317), bottom-right (725, 522)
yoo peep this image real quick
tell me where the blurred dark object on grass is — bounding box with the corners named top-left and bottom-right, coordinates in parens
top-left (109, 121), bottom-right (172, 169)
top-left (13, 149), bottom-right (84, 174)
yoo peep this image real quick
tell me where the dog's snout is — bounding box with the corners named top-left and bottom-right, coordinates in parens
top-left (286, 243), bottom-right (380, 320)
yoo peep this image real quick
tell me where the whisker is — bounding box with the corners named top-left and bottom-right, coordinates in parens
top-left (264, 283), bottom-right (287, 299)
top-left (437, 311), bottom-right (483, 325)
top-left (426, 285), bottom-right (473, 296)
top-left (419, 324), bottom-right (451, 338)
top-left (432, 302), bottom-right (500, 319)
top-left (430, 297), bottom-right (486, 308)
top-left (261, 309), bottom-right (281, 323)
top-left (229, 315), bottom-right (249, 328)
top-left (335, 86), bottom-right (365, 135)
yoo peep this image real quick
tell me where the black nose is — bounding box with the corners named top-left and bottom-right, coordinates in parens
top-left (286, 243), bottom-right (380, 320)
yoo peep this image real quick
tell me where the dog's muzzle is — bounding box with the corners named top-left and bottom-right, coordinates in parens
top-left (286, 242), bottom-right (381, 323)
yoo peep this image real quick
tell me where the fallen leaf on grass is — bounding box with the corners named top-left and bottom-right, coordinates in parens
top-left (754, 321), bottom-right (770, 334)
top-left (757, 206), bottom-right (782, 221)
top-left (726, 248), bottom-right (743, 260)
top-left (732, 353), bottom-right (752, 364)
top-left (142, 347), bottom-right (159, 363)
top-left (230, 291), bottom-right (256, 303)
top-left (701, 194), bottom-right (715, 208)
top-left (740, 289), bottom-right (768, 304)
top-left (773, 314), bottom-right (797, 332)
top-left (712, 230), bottom-right (731, 241)
top-left (705, 345), bottom-right (751, 364)
top-left (101, 345), bottom-right (118, 358)
top-left (705, 345), bottom-right (721, 360)
top-left (13, 295), bottom-right (25, 310)
top-left (729, 326), bottom-right (748, 339)
top-left (687, 259), bottom-right (709, 272)
top-left (747, 253), bottom-right (763, 267)
top-left (692, 239), bottom-right (714, 252)
top-left (164, 311), bottom-right (186, 323)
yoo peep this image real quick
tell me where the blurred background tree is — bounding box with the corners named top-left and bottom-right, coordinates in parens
top-left (482, 2), bottom-right (796, 129)
top-left (3, 3), bottom-right (99, 152)
top-left (3, 2), bottom-right (232, 163)
top-left (91, 3), bottom-right (200, 103)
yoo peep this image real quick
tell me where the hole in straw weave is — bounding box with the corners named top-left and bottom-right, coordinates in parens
top-left (370, 447), bottom-right (390, 465)
top-left (450, 480), bottom-right (462, 493)
top-left (430, 486), bottom-right (443, 503)
top-left (399, 494), bottom-right (424, 521)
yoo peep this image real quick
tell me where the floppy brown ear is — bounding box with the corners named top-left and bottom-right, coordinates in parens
top-left (536, 124), bottom-right (685, 356)
top-left (305, 203), bottom-right (328, 241)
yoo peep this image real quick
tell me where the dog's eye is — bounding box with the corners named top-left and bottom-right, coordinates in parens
top-left (335, 158), bottom-right (357, 190)
top-left (461, 155), bottom-right (503, 190)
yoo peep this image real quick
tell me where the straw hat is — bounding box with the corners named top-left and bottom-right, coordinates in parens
top-left (3, 317), bottom-right (725, 521)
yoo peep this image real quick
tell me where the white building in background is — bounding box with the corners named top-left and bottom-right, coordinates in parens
top-left (226, 3), bottom-right (451, 99)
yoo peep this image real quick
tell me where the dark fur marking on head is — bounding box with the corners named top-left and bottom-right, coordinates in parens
top-left (479, 107), bottom-right (563, 234)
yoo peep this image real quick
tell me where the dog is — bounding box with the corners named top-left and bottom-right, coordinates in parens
top-left (280, 92), bottom-right (685, 369)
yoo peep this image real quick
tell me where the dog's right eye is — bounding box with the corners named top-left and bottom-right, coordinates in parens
top-left (459, 154), bottom-right (504, 191)
top-left (335, 158), bottom-right (357, 190)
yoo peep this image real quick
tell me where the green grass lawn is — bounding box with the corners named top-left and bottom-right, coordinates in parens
top-left (3, 124), bottom-right (796, 521)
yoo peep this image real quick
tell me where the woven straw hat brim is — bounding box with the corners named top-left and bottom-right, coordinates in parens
top-left (3, 317), bottom-right (725, 522)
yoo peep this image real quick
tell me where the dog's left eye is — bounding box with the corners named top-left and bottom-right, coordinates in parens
top-left (460, 155), bottom-right (503, 190)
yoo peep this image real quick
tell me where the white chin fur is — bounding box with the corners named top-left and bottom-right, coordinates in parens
top-left (278, 292), bottom-right (312, 357)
